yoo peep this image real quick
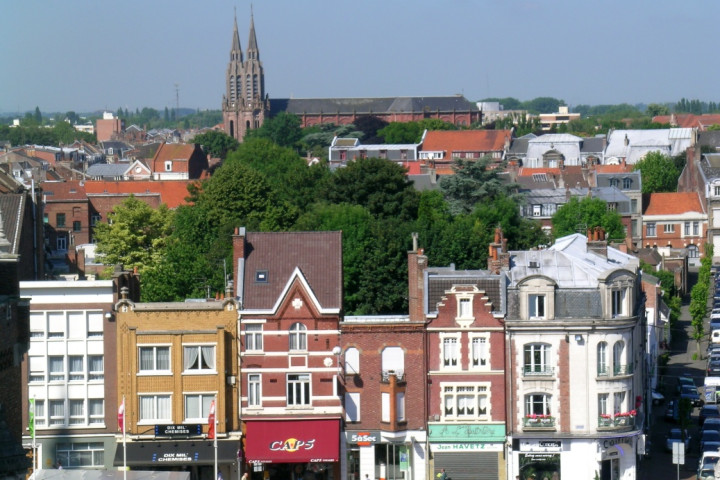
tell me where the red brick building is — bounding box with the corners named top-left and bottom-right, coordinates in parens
top-left (642, 192), bottom-right (707, 263)
top-left (234, 229), bottom-right (343, 480)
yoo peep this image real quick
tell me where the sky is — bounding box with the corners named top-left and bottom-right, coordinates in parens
top-left (2, 0), bottom-right (720, 115)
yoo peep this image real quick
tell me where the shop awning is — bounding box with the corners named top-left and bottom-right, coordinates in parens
top-left (113, 439), bottom-right (239, 467)
top-left (245, 419), bottom-right (339, 463)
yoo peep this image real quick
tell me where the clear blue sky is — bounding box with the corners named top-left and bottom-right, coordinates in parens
top-left (2, 0), bottom-right (719, 114)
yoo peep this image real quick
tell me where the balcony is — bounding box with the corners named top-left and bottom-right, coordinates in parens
top-left (598, 412), bottom-right (636, 431)
top-left (380, 370), bottom-right (405, 384)
top-left (523, 415), bottom-right (556, 430)
top-left (597, 364), bottom-right (634, 378)
top-left (523, 366), bottom-right (555, 377)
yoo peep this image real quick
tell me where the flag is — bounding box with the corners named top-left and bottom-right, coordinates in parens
top-left (28, 399), bottom-right (35, 437)
top-left (207, 400), bottom-right (216, 439)
top-left (118, 398), bottom-right (125, 431)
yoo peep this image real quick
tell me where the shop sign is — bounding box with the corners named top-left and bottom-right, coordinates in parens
top-left (153, 451), bottom-right (197, 463)
top-left (601, 436), bottom-right (634, 451)
top-left (347, 431), bottom-right (381, 445)
top-left (432, 443), bottom-right (503, 452)
top-left (428, 424), bottom-right (505, 442)
top-left (155, 424), bottom-right (202, 437)
top-left (519, 440), bottom-right (562, 452)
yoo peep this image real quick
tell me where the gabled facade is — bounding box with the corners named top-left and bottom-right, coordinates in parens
top-left (418, 130), bottom-right (511, 171)
top-left (505, 230), bottom-right (644, 480)
top-left (233, 229), bottom-right (343, 480)
top-left (149, 143), bottom-right (208, 180)
top-left (642, 192), bottom-right (707, 264)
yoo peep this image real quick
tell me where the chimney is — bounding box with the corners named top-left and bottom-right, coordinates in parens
top-left (487, 227), bottom-right (510, 273)
top-left (232, 227), bottom-right (247, 304)
top-left (408, 233), bottom-right (427, 322)
top-left (586, 227), bottom-right (608, 258)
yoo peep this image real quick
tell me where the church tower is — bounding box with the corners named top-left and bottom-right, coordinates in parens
top-left (222, 10), bottom-right (269, 142)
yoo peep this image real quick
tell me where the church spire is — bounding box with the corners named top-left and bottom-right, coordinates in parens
top-left (247, 5), bottom-right (259, 61)
top-left (230, 8), bottom-right (243, 63)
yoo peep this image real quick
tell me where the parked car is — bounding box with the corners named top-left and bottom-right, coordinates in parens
top-left (698, 467), bottom-right (715, 480)
top-left (681, 385), bottom-right (704, 406)
top-left (678, 376), bottom-right (696, 391)
top-left (704, 417), bottom-right (720, 433)
top-left (652, 390), bottom-right (665, 405)
top-left (667, 428), bottom-right (691, 452)
top-left (702, 441), bottom-right (720, 454)
top-left (700, 405), bottom-right (720, 426)
top-left (708, 360), bottom-right (720, 377)
top-left (666, 400), bottom-right (676, 421)
top-left (701, 430), bottom-right (720, 451)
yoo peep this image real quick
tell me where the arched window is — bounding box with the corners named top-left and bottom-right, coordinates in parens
top-left (345, 347), bottom-right (359, 375)
top-left (613, 341), bottom-right (625, 375)
top-left (597, 342), bottom-right (608, 376)
top-left (289, 323), bottom-right (307, 351)
top-left (381, 347), bottom-right (404, 377)
top-left (687, 244), bottom-right (699, 258)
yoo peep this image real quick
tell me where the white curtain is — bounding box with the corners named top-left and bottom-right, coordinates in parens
top-left (157, 347), bottom-right (170, 370)
top-left (201, 346), bottom-right (215, 370)
top-left (140, 348), bottom-right (154, 370)
top-left (184, 347), bottom-right (199, 370)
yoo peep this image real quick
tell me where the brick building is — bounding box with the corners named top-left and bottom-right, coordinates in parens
top-left (234, 228), bottom-right (343, 480)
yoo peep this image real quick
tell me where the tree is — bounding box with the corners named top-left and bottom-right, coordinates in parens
top-left (245, 111), bottom-right (302, 147)
top-left (93, 195), bottom-right (174, 272)
top-left (191, 130), bottom-right (240, 159)
top-left (633, 152), bottom-right (680, 193)
top-left (646, 103), bottom-right (670, 117)
top-left (439, 157), bottom-right (513, 215)
top-left (377, 122), bottom-right (423, 144)
top-left (319, 156), bottom-right (419, 221)
top-left (551, 197), bottom-right (625, 241)
top-left (352, 115), bottom-right (389, 144)
top-left (34, 106), bottom-right (42, 125)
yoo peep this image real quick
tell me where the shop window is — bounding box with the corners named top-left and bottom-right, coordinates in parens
top-left (56, 442), bottom-right (105, 468)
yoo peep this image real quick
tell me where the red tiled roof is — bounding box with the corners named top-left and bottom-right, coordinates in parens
top-left (242, 231), bottom-right (343, 311)
top-left (83, 180), bottom-right (193, 208)
top-left (643, 192), bottom-right (705, 216)
top-left (421, 130), bottom-right (510, 153)
top-left (517, 167), bottom-right (562, 177)
top-left (41, 180), bottom-right (87, 201)
top-left (652, 114), bottom-right (720, 129)
top-left (403, 161), bottom-right (422, 175)
top-left (595, 163), bottom-right (632, 174)
top-left (151, 143), bottom-right (196, 172)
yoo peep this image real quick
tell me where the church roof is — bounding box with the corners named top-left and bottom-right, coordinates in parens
top-left (270, 95), bottom-right (479, 116)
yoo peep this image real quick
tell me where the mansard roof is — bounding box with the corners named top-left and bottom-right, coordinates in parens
top-left (425, 266), bottom-right (504, 315)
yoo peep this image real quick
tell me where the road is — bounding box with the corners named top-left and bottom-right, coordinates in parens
top-left (638, 272), bottom-right (709, 480)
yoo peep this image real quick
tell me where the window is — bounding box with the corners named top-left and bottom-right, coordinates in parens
top-left (532, 205), bottom-right (541, 217)
top-left (56, 442), bottom-right (105, 468)
top-left (183, 345), bottom-right (215, 372)
top-left (382, 347), bottom-right (404, 376)
top-left (622, 178), bottom-right (632, 189)
top-left (609, 178), bottom-right (619, 187)
top-left (529, 294), bottom-right (545, 319)
top-left (684, 222), bottom-right (691, 236)
top-left (255, 270), bottom-right (268, 283)
top-left (664, 224), bottom-right (674, 233)
top-left (598, 393), bottom-right (609, 416)
top-left (56, 213), bottom-right (66, 228)
top-left (69, 356), bottom-right (84, 381)
top-left (91, 214), bottom-right (101, 226)
top-left (613, 391), bottom-right (626, 414)
top-left (694, 221), bottom-right (700, 236)
top-left (164, 161), bottom-right (172, 171)
top-left (287, 373), bottom-right (311, 406)
top-left (69, 399), bottom-right (85, 425)
top-left (631, 199), bottom-right (638, 214)
top-left (34, 400), bottom-right (46, 427)
top-left (139, 346), bottom-right (170, 373)
top-left (471, 336), bottom-right (488, 368)
top-left (245, 324), bottom-right (263, 351)
top-left (396, 392), bottom-right (406, 422)
top-left (607, 202), bottom-right (617, 212)
top-left (43, 213), bottom-right (48, 224)
top-left (715, 186), bottom-right (720, 196)
top-left (646, 222), bottom-right (656, 237)
top-left (49, 356), bottom-right (65, 382)
top-left (631, 219), bottom-right (638, 237)
top-left (458, 297), bottom-right (472, 318)
top-left (345, 392), bottom-right (360, 422)
top-left (88, 313), bottom-right (103, 338)
top-left (613, 341), bottom-right (625, 375)
top-left (687, 244), bottom-right (700, 258)
top-left (184, 394), bottom-right (214, 421)
top-left (56, 236), bottom-right (67, 251)
top-left (525, 393), bottom-right (551, 417)
top-left (612, 289), bottom-right (626, 317)
top-left (29, 356), bottom-right (45, 382)
top-left (88, 399), bottom-right (104, 425)
top-left (381, 392), bottom-right (390, 422)
top-left (248, 374), bottom-right (261, 407)
top-left (73, 221), bottom-right (82, 232)
top-left (49, 400), bottom-right (65, 425)
top-left (597, 342), bottom-right (608, 376)
top-left (442, 337), bottom-right (458, 367)
top-left (345, 347), bottom-right (360, 375)
top-left (442, 384), bottom-right (489, 419)
top-left (139, 395), bottom-right (171, 422)
top-left (289, 323), bottom-right (307, 351)
top-left (48, 312), bottom-right (65, 338)
top-left (524, 344), bottom-right (550, 375)
top-left (88, 355), bottom-right (104, 381)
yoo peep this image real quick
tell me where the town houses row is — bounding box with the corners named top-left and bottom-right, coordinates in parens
top-left (5, 222), bottom-right (666, 480)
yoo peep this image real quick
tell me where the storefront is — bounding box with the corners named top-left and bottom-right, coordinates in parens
top-left (428, 424), bottom-right (505, 480)
top-left (244, 419), bottom-right (340, 480)
top-left (113, 438), bottom-right (240, 480)
top-left (344, 430), bottom-right (425, 480)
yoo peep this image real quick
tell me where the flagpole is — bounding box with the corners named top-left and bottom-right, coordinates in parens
top-left (214, 395), bottom-right (218, 480)
top-left (31, 396), bottom-right (36, 478)
top-left (123, 395), bottom-right (127, 480)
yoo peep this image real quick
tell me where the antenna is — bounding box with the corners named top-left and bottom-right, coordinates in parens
top-left (174, 83), bottom-right (180, 112)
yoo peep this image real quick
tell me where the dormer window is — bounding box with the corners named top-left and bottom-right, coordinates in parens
top-left (715, 185), bottom-right (720, 197)
top-left (164, 161), bottom-right (172, 171)
top-left (622, 178), bottom-right (632, 189)
top-left (458, 297), bottom-right (472, 318)
top-left (612, 289), bottom-right (626, 317)
top-left (255, 270), bottom-right (268, 283)
top-left (529, 294), bottom-right (545, 319)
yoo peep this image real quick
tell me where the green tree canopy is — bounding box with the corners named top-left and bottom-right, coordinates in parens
top-left (439, 157), bottom-right (514, 215)
top-left (93, 195), bottom-right (174, 272)
top-left (551, 196), bottom-right (625, 241)
top-left (245, 111), bottom-right (302, 147)
top-left (633, 151), bottom-right (680, 193)
top-left (192, 130), bottom-right (240, 159)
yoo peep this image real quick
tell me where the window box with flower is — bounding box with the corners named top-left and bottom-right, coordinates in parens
top-left (613, 410), bottom-right (636, 426)
top-left (523, 414), bottom-right (556, 427)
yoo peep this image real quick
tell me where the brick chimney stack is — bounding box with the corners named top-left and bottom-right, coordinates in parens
top-left (487, 227), bottom-right (510, 273)
top-left (232, 227), bottom-right (246, 304)
top-left (408, 233), bottom-right (427, 322)
top-left (586, 227), bottom-right (608, 258)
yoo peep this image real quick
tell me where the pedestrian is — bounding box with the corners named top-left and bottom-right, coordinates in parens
top-left (436, 469), bottom-right (447, 480)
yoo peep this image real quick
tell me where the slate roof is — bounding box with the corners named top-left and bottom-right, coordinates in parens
top-left (514, 166), bottom-right (590, 190)
top-left (580, 136), bottom-right (606, 154)
top-left (86, 163), bottom-right (131, 178)
top-left (83, 180), bottom-right (192, 208)
top-left (508, 233), bottom-right (637, 288)
top-left (241, 231), bottom-right (342, 311)
top-left (643, 192), bottom-right (705, 216)
top-left (270, 95), bottom-right (480, 115)
top-left (421, 130), bottom-right (510, 153)
top-left (0, 193), bottom-right (26, 254)
top-left (425, 267), bottom-right (504, 315)
top-left (605, 128), bottom-right (694, 163)
top-left (698, 131), bottom-right (720, 150)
